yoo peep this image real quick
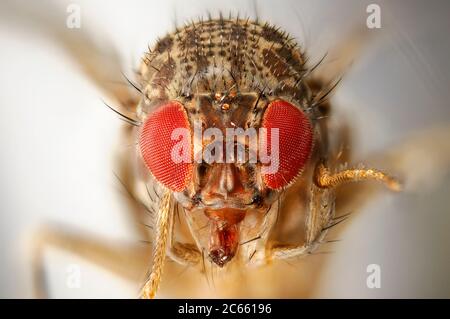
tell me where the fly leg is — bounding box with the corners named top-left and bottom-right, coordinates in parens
top-left (0, 1), bottom-right (141, 112)
top-left (31, 225), bottom-right (151, 298)
top-left (140, 190), bottom-right (171, 299)
top-left (270, 185), bottom-right (335, 260)
top-left (168, 242), bottom-right (201, 266)
top-left (314, 161), bottom-right (402, 191)
top-left (167, 204), bottom-right (201, 266)
top-left (270, 160), bottom-right (401, 261)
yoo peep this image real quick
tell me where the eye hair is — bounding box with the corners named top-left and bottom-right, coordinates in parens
top-left (321, 213), bottom-right (350, 231)
top-left (200, 249), bottom-right (211, 288)
top-left (252, 83), bottom-right (268, 113)
top-left (140, 222), bottom-right (153, 230)
top-left (121, 71), bottom-right (143, 94)
top-left (311, 76), bottom-right (343, 109)
top-left (113, 172), bottom-right (155, 219)
top-left (145, 184), bottom-right (156, 202)
top-left (102, 100), bottom-right (141, 126)
top-left (240, 235), bottom-right (262, 246)
top-left (248, 249), bottom-right (257, 261)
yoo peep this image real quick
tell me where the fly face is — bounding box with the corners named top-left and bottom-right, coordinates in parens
top-left (174, 93), bottom-right (279, 267)
top-left (139, 92), bottom-right (317, 267)
top-left (136, 18), bottom-right (321, 268)
top-left (173, 93), bottom-right (315, 267)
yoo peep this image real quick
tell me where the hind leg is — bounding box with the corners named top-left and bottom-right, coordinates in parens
top-left (31, 225), bottom-right (151, 298)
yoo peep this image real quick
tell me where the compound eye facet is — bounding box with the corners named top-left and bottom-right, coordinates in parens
top-left (261, 100), bottom-right (314, 189)
top-left (139, 101), bottom-right (192, 192)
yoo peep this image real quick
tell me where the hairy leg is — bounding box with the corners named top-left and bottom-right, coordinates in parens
top-left (270, 157), bottom-right (401, 261)
top-left (270, 184), bottom-right (335, 260)
top-left (315, 162), bottom-right (402, 191)
top-left (167, 204), bottom-right (201, 266)
top-left (141, 190), bottom-right (171, 299)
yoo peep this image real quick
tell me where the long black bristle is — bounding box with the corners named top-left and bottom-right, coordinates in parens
top-left (102, 100), bottom-right (141, 126)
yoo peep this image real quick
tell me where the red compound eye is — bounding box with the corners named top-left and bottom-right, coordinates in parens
top-left (261, 100), bottom-right (313, 189)
top-left (139, 101), bottom-right (192, 192)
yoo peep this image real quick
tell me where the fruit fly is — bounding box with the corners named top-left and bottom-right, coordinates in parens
top-left (5, 1), bottom-right (450, 299)
top-left (3, 1), bottom-right (405, 297)
top-left (121, 16), bottom-right (401, 298)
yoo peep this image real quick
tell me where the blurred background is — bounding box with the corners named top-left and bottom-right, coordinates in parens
top-left (0, 0), bottom-right (449, 298)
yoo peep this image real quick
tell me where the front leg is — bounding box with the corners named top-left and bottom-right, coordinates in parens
top-left (167, 203), bottom-right (201, 266)
top-left (169, 242), bottom-right (201, 266)
top-left (270, 183), bottom-right (335, 260)
top-left (315, 161), bottom-right (401, 191)
top-left (31, 225), bottom-right (150, 298)
top-left (269, 161), bottom-right (400, 261)
top-left (140, 191), bottom-right (200, 299)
